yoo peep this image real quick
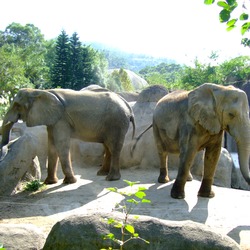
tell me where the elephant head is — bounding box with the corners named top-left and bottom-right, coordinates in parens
top-left (1, 88), bottom-right (64, 150)
top-left (188, 83), bottom-right (250, 185)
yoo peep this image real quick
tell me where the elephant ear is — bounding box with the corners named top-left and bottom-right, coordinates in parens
top-left (188, 83), bottom-right (221, 134)
top-left (27, 90), bottom-right (64, 127)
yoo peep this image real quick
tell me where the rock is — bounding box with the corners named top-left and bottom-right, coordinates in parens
top-left (43, 213), bottom-right (240, 250)
top-left (136, 84), bottom-right (168, 102)
top-left (118, 91), bottom-right (139, 102)
top-left (0, 124), bottom-right (47, 194)
top-left (0, 224), bottom-right (46, 250)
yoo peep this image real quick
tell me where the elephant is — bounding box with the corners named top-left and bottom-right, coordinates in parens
top-left (133, 83), bottom-right (250, 199)
top-left (0, 88), bottom-right (135, 184)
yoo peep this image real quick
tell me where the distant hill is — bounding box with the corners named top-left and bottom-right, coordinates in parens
top-left (87, 42), bottom-right (175, 72)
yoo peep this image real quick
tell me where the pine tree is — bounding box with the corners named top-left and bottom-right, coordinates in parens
top-left (69, 32), bottom-right (83, 90)
top-left (51, 30), bottom-right (71, 88)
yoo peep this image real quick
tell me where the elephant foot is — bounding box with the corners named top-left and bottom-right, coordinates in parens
top-left (97, 168), bottom-right (109, 176)
top-left (198, 178), bottom-right (214, 198)
top-left (44, 177), bottom-right (58, 185)
top-left (198, 178), bottom-right (215, 198)
top-left (171, 181), bottom-right (185, 199)
top-left (158, 175), bottom-right (170, 183)
top-left (63, 176), bottom-right (77, 184)
top-left (198, 190), bottom-right (215, 198)
top-left (158, 168), bottom-right (170, 183)
top-left (106, 171), bottom-right (121, 181)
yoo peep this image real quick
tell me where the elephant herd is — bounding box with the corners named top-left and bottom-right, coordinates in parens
top-left (1, 83), bottom-right (250, 199)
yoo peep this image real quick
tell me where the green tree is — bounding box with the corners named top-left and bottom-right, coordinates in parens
top-left (217, 56), bottom-right (250, 87)
top-left (179, 58), bottom-right (219, 89)
top-left (0, 44), bottom-right (33, 117)
top-left (69, 32), bottom-right (84, 89)
top-left (0, 23), bottom-right (49, 88)
top-left (51, 30), bottom-right (71, 88)
top-left (106, 69), bottom-right (133, 92)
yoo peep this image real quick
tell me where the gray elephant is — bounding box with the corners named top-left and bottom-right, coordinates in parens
top-left (134, 83), bottom-right (250, 199)
top-left (0, 88), bottom-right (135, 184)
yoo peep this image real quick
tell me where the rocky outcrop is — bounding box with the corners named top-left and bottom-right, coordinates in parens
top-left (43, 213), bottom-right (240, 250)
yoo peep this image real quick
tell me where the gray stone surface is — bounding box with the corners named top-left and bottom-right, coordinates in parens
top-left (43, 213), bottom-right (240, 250)
top-left (0, 224), bottom-right (46, 250)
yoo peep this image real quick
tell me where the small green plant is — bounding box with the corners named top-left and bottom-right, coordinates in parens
top-left (101, 180), bottom-right (151, 250)
top-left (24, 180), bottom-right (46, 192)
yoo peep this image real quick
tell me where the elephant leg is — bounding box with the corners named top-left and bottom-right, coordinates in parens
top-left (97, 145), bottom-right (111, 176)
top-left (158, 153), bottom-right (170, 183)
top-left (44, 127), bottom-right (59, 184)
top-left (154, 125), bottom-right (170, 183)
top-left (171, 143), bottom-right (197, 199)
top-left (198, 143), bottom-right (221, 198)
top-left (53, 125), bottom-right (77, 184)
top-left (105, 138), bottom-right (123, 181)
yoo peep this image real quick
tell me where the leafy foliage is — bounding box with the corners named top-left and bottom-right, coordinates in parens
top-left (24, 180), bottom-right (46, 192)
top-left (204, 0), bottom-right (250, 46)
top-left (102, 180), bottom-right (150, 250)
top-left (139, 54), bottom-right (250, 90)
top-left (107, 69), bottom-right (134, 92)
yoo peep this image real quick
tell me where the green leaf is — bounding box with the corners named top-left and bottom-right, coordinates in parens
top-left (123, 180), bottom-right (140, 186)
top-left (114, 222), bottom-right (123, 228)
top-left (226, 25), bottom-right (236, 31)
top-left (125, 224), bottom-right (135, 234)
top-left (204, 0), bottom-right (215, 4)
top-left (107, 218), bottom-right (116, 224)
top-left (226, 0), bottom-right (236, 6)
top-left (138, 186), bottom-right (148, 191)
top-left (104, 233), bottom-right (115, 240)
top-left (227, 18), bottom-right (237, 26)
top-left (241, 22), bottom-right (250, 35)
top-left (106, 187), bottom-right (118, 192)
top-left (219, 9), bottom-right (231, 22)
top-left (142, 199), bottom-right (151, 203)
top-left (240, 13), bottom-right (249, 21)
top-left (135, 191), bottom-right (146, 199)
top-left (133, 233), bottom-right (139, 237)
top-left (127, 198), bottom-right (139, 204)
top-left (217, 1), bottom-right (230, 10)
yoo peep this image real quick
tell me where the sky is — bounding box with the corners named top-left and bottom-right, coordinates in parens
top-left (0, 0), bottom-right (250, 64)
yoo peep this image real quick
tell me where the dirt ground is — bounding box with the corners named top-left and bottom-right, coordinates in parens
top-left (0, 166), bottom-right (250, 249)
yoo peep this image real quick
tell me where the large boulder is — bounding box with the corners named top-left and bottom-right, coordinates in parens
top-left (43, 213), bottom-right (240, 250)
top-left (0, 224), bottom-right (46, 250)
top-left (0, 124), bottom-right (47, 195)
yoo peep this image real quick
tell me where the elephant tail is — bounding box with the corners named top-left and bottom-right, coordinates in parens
top-left (130, 115), bottom-right (136, 140)
top-left (130, 124), bottom-right (153, 157)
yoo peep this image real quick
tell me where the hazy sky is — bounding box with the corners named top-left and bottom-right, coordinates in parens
top-left (1, 0), bottom-right (249, 64)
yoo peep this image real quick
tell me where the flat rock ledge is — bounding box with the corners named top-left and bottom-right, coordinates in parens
top-left (43, 212), bottom-right (240, 250)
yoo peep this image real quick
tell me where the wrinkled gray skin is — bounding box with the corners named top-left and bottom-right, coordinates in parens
top-left (0, 88), bottom-right (135, 184)
top-left (135, 83), bottom-right (250, 199)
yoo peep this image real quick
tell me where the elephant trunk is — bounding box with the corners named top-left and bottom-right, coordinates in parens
top-left (231, 123), bottom-right (250, 185)
top-left (1, 109), bottom-right (19, 148)
top-left (237, 141), bottom-right (250, 185)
